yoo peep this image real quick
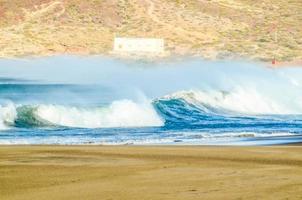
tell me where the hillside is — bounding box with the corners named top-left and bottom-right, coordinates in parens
top-left (0, 0), bottom-right (301, 62)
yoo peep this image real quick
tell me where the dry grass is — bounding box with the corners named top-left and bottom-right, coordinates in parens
top-left (0, 0), bottom-right (301, 61)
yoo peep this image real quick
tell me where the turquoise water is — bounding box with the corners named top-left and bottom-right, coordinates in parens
top-left (1, 56), bottom-right (302, 145)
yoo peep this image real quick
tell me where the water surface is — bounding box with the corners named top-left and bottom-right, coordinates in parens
top-left (1, 56), bottom-right (302, 145)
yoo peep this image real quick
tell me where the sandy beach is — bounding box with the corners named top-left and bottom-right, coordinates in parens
top-left (0, 0), bottom-right (301, 199)
top-left (1, 145), bottom-right (302, 200)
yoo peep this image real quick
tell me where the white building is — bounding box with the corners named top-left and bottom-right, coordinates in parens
top-left (113, 37), bottom-right (165, 56)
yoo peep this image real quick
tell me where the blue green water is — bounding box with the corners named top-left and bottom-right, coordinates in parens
top-left (1, 56), bottom-right (302, 145)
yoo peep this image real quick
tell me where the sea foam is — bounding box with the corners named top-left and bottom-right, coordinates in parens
top-left (161, 88), bottom-right (302, 115)
top-left (0, 104), bottom-right (17, 130)
top-left (16, 100), bottom-right (164, 128)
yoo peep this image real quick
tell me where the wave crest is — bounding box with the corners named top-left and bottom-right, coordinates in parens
top-left (0, 104), bottom-right (17, 130)
top-left (2, 88), bottom-right (302, 130)
top-left (1, 100), bottom-right (164, 129)
top-left (159, 89), bottom-right (302, 115)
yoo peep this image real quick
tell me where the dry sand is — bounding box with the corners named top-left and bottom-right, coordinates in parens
top-left (1, 145), bottom-right (302, 200)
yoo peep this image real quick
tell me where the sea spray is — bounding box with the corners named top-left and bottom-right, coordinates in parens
top-left (4, 100), bottom-right (163, 129)
top-left (160, 89), bottom-right (301, 115)
top-left (0, 103), bottom-right (17, 130)
top-left (34, 100), bottom-right (164, 128)
top-left (0, 56), bottom-right (302, 145)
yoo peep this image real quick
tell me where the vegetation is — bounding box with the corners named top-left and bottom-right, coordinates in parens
top-left (0, 0), bottom-right (301, 61)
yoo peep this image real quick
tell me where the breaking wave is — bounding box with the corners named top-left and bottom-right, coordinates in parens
top-left (2, 88), bottom-right (302, 130)
top-left (159, 89), bottom-right (302, 115)
top-left (0, 104), bottom-right (16, 130)
top-left (1, 57), bottom-right (302, 145)
top-left (0, 100), bottom-right (164, 129)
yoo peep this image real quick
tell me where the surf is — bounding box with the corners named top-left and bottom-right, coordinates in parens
top-left (1, 56), bottom-right (302, 145)
top-left (1, 100), bottom-right (164, 129)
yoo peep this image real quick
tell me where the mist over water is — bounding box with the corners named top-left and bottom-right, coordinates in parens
top-left (0, 56), bottom-right (302, 145)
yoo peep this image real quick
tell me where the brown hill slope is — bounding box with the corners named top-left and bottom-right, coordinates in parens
top-left (0, 0), bottom-right (301, 61)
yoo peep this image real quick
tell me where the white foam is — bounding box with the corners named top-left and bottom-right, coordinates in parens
top-left (34, 100), bottom-right (164, 128)
top-left (0, 103), bottom-right (17, 130)
top-left (162, 88), bottom-right (302, 115)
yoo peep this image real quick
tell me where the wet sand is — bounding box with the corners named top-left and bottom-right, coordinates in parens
top-left (1, 145), bottom-right (302, 200)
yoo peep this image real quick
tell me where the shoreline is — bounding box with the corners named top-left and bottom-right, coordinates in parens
top-left (0, 141), bottom-right (301, 146)
top-left (1, 145), bottom-right (302, 200)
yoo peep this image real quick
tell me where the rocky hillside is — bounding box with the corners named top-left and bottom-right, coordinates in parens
top-left (0, 0), bottom-right (301, 61)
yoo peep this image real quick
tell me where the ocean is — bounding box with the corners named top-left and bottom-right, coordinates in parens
top-left (1, 56), bottom-right (302, 145)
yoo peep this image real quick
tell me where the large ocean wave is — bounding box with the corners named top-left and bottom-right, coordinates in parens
top-left (1, 56), bottom-right (302, 145)
top-left (0, 100), bottom-right (164, 129)
top-left (2, 89), bottom-right (302, 130)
